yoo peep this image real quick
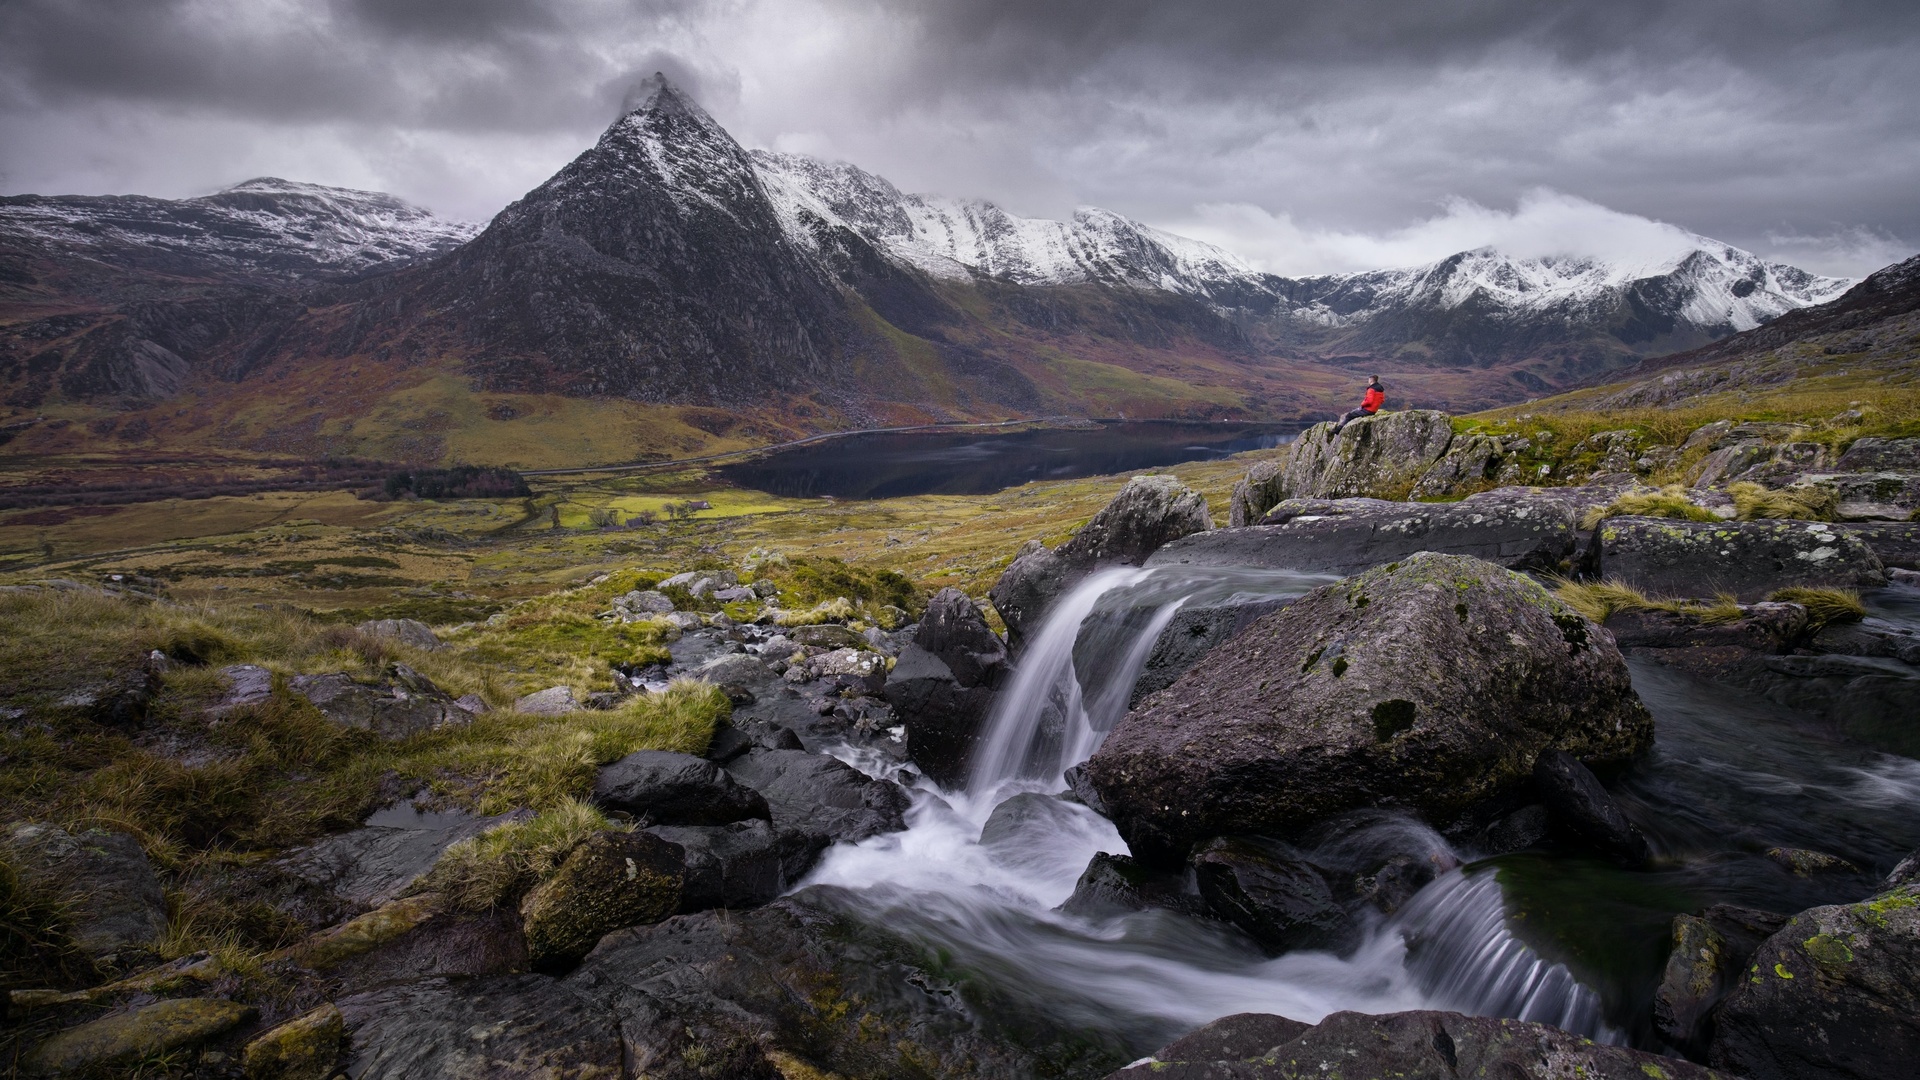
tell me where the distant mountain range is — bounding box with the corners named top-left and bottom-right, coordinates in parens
top-left (0, 74), bottom-right (1883, 464)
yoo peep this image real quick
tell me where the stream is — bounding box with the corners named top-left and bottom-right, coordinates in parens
top-left (797, 567), bottom-right (1920, 1058)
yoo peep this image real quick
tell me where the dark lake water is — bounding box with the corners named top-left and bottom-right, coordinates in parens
top-left (719, 421), bottom-right (1302, 499)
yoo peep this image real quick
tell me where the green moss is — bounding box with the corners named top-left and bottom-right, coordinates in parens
top-left (1802, 933), bottom-right (1855, 966)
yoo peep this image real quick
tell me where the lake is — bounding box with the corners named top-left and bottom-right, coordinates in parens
top-left (718, 421), bottom-right (1302, 499)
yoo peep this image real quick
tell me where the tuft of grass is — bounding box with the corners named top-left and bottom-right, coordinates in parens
top-left (1767, 587), bottom-right (1866, 628)
top-left (1552, 580), bottom-right (1744, 625)
top-left (398, 679), bottom-right (728, 815)
top-left (0, 845), bottom-right (90, 990)
top-left (1580, 485), bottom-right (1720, 529)
top-left (1729, 482), bottom-right (1839, 521)
top-left (422, 798), bottom-right (620, 912)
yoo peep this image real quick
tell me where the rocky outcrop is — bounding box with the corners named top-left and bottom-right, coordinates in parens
top-left (336, 975), bottom-right (625, 1079)
top-left (519, 830), bottom-right (684, 968)
top-left (1130, 599), bottom-right (1294, 707)
top-left (1228, 456), bottom-right (1289, 527)
top-left (1058, 852), bottom-right (1202, 919)
top-left (1710, 882), bottom-right (1920, 1080)
top-left (3, 824), bottom-right (168, 962)
top-left (722, 748), bottom-right (911, 864)
top-left (274, 808), bottom-right (517, 911)
top-left (1590, 517), bottom-right (1886, 601)
top-left (354, 618), bottom-right (443, 650)
top-left (1279, 411), bottom-right (1455, 500)
top-left (1107, 1009), bottom-right (1724, 1079)
top-left (289, 663), bottom-right (475, 739)
top-left (1087, 554), bottom-right (1650, 863)
top-left (990, 475), bottom-right (1212, 650)
top-left (647, 819), bottom-right (786, 911)
top-left (885, 588), bottom-right (1011, 786)
top-left (1836, 521), bottom-right (1920, 570)
top-left (1837, 436), bottom-right (1920, 470)
top-left (591, 750), bottom-right (771, 826)
top-left (1150, 488), bottom-right (1597, 579)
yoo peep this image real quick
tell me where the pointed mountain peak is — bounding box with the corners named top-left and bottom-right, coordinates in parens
top-left (620, 72), bottom-right (715, 127)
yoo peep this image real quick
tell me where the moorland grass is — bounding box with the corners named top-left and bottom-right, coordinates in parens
top-left (1553, 579), bottom-right (1744, 625)
top-left (1728, 482), bottom-right (1839, 521)
top-left (1766, 586), bottom-right (1866, 628)
top-left (1580, 485), bottom-right (1721, 529)
top-left (422, 798), bottom-right (621, 912)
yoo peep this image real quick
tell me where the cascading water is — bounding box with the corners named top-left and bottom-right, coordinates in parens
top-left (805, 564), bottom-right (1621, 1055)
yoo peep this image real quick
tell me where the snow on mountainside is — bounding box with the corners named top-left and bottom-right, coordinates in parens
top-left (750, 149), bottom-right (1852, 340)
top-left (0, 178), bottom-right (479, 280)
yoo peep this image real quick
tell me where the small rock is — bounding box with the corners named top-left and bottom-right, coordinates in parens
top-left (25, 998), bottom-right (254, 1074)
top-left (520, 831), bottom-right (684, 968)
top-left (514, 685), bottom-right (577, 715)
top-left (1058, 852), bottom-right (1198, 919)
top-left (592, 750), bottom-right (771, 826)
top-left (452, 693), bottom-right (489, 714)
top-left (211, 663), bottom-right (274, 714)
top-left (243, 1003), bottom-right (345, 1080)
top-left (1191, 836), bottom-right (1358, 956)
top-left (647, 819), bottom-right (785, 911)
top-left (355, 618), bottom-right (443, 650)
top-left (1474, 804), bottom-right (1551, 855)
top-left (1533, 749), bottom-right (1651, 866)
top-left (1764, 846), bottom-right (1861, 877)
top-left (290, 663), bottom-right (475, 739)
top-left (615, 590), bottom-right (675, 614)
top-left (790, 624), bottom-right (867, 650)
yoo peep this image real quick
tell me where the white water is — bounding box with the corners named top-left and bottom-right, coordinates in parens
top-left (804, 565), bottom-right (1617, 1053)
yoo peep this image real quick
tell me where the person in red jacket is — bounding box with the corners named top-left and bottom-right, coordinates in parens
top-left (1332, 375), bottom-right (1386, 433)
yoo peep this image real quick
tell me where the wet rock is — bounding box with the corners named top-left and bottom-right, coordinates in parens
top-left (289, 663), bottom-right (474, 739)
top-left (1058, 852), bottom-right (1200, 918)
top-left (520, 830), bottom-right (684, 968)
top-left (565, 890), bottom-right (1132, 1080)
top-left (978, 792), bottom-right (1084, 851)
top-left (513, 685), bottom-right (577, 714)
top-left (1088, 554), bottom-right (1650, 864)
top-left (648, 819), bottom-right (785, 911)
top-left (1834, 521), bottom-right (1920, 570)
top-left (991, 475), bottom-right (1212, 651)
top-left (1349, 854), bottom-right (1439, 915)
top-left (703, 723), bottom-right (755, 763)
top-left (1150, 489), bottom-right (1586, 577)
top-left (212, 663), bottom-right (274, 714)
top-left (24, 997), bottom-right (254, 1075)
top-left (1062, 762), bottom-right (1109, 815)
top-left (1132, 598), bottom-right (1293, 707)
top-left (915, 588), bottom-right (1009, 686)
top-left (1809, 617), bottom-right (1920, 665)
top-left (1764, 846), bottom-right (1861, 877)
top-left (292, 898), bottom-right (531, 986)
top-left (593, 749), bottom-right (771, 825)
top-left (1888, 851), bottom-right (1919, 889)
top-left (1604, 602), bottom-right (1808, 653)
top-left (1191, 836), bottom-right (1357, 956)
top-left (355, 618), bottom-right (443, 650)
top-left (1279, 411), bottom-right (1455, 500)
top-left (724, 748), bottom-right (910, 851)
top-left (1741, 653), bottom-right (1920, 758)
top-left (1474, 804), bottom-right (1550, 855)
top-left (1151, 1012), bottom-right (1312, 1064)
top-left (336, 975), bottom-right (624, 1079)
top-left (4, 824), bottom-right (167, 959)
top-left (885, 589), bottom-right (1010, 787)
top-left (1654, 905), bottom-right (1791, 1058)
top-left (1109, 1009), bottom-right (1723, 1079)
top-left (1590, 517), bottom-right (1885, 602)
top-left (1711, 882), bottom-right (1920, 1080)
top-left (274, 809), bottom-right (515, 909)
top-left (243, 1003), bottom-right (345, 1080)
top-left (1532, 749), bottom-right (1651, 866)
top-left (1229, 456), bottom-right (1289, 528)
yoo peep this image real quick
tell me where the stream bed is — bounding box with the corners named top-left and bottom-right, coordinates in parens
top-left (797, 567), bottom-right (1920, 1059)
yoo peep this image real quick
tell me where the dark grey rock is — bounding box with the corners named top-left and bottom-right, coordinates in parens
top-left (1834, 521), bottom-right (1920, 570)
top-left (337, 975), bottom-right (624, 1079)
top-left (1088, 554), bottom-right (1650, 864)
top-left (723, 748), bottom-right (910, 850)
top-left (1888, 851), bottom-right (1919, 889)
top-left (648, 819), bottom-right (785, 911)
top-left (1108, 1009), bottom-right (1723, 1079)
top-left (914, 588), bottom-right (1008, 687)
top-left (4, 824), bottom-right (167, 958)
top-left (1711, 883), bottom-right (1920, 1080)
top-left (355, 618), bottom-right (443, 650)
top-left (1058, 852), bottom-right (1202, 919)
top-left (1836, 436), bottom-right (1920, 471)
top-left (1590, 517), bottom-right (1885, 602)
top-left (1532, 749), bottom-right (1651, 866)
top-left (1131, 598), bottom-right (1293, 707)
top-left (1809, 618), bottom-right (1920, 664)
top-left (1604, 602), bottom-right (1808, 653)
top-left (321, 905), bottom-right (531, 989)
top-left (1229, 457), bottom-right (1288, 527)
top-left (592, 749), bottom-right (770, 826)
top-left (1151, 1012), bottom-right (1312, 1065)
top-left (883, 645), bottom-right (997, 788)
top-left (789, 624), bottom-right (867, 650)
top-left (1149, 490), bottom-right (1586, 577)
top-left (978, 792), bottom-right (1083, 851)
top-left (1474, 804), bottom-right (1550, 855)
top-left (1062, 763), bottom-right (1108, 815)
top-left (1191, 837), bottom-right (1357, 956)
top-left (290, 663), bottom-right (475, 739)
top-left (211, 663), bottom-right (274, 715)
top-left (275, 809), bottom-right (516, 910)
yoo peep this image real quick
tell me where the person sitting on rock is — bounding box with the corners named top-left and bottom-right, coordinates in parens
top-left (1332, 375), bottom-right (1386, 434)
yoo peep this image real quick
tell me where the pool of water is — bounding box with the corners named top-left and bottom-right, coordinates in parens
top-left (719, 421), bottom-right (1301, 499)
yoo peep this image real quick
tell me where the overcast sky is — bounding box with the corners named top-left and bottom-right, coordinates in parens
top-left (2, 0), bottom-right (1915, 278)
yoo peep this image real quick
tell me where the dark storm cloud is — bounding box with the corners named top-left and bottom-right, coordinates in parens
top-left (0, 0), bottom-right (1914, 275)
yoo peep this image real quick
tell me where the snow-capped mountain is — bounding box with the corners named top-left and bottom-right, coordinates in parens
top-left (0, 178), bottom-right (479, 281)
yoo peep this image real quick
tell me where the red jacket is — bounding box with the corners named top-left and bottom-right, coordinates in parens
top-left (1361, 386), bottom-right (1385, 413)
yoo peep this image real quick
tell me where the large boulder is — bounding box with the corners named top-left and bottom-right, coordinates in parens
top-left (1589, 517), bottom-right (1886, 601)
top-left (1228, 456), bottom-right (1289, 527)
top-left (1835, 435), bottom-right (1920, 470)
top-left (1279, 411), bottom-right (1456, 500)
top-left (884, 588), bottom-right (1010, 786)
top-left (591, 750), bottom-right (771, 825)
top-left (1087, 554), bottom-right (1651, 863)
top-left (1107, 1009), bottom-right (1723, 1079)
top-left (1410, 431), bottom-right (1507, 498)
top-left (990, 475), bottom-right (1212, 651)
top-left (1148, 488), bottom-right (1591, 578)
top-left (288, 663), bottom-right (475, 739)
top-left (1710, 882), bottom-right (1920, 1080)
top-left (1131, 598), bottom-right (1294, 707)
top-left (519, 830), bottom-right (684, 968)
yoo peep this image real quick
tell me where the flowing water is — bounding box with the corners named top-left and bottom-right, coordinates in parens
top-left (800, 569), bottom-right (1920, 1059)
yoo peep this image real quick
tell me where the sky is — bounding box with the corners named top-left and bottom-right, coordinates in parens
top-left (2, 0), bottom-right (1916, 279)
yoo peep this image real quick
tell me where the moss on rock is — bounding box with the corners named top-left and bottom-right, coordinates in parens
top-left (519, 830), bottom-right (683, 967)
